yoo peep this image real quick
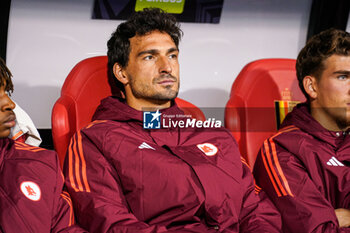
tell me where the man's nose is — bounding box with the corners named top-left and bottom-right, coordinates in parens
top-left (1, 95), bottom-right (16, 112)
top-left (158, 56), bottom-right (172, 74)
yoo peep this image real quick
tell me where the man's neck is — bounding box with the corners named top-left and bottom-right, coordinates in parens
top-left (126, 97), bottom-right (171, 111)
top-left (310, 104), bottom-right (349, 132)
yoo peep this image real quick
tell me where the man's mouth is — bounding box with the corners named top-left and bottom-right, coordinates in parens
top-left (3, 113), bottom-right (16, 128)
top-left (158, 79), bottom-right (175, 85)
top-left (155, 75), bottom-right (177, 85)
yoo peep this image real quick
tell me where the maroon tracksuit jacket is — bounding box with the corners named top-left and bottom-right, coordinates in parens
top-left (253, 103), bottom-right (350, 232)
top-left (64, 96), bottom-right (282, 233)
top-left (0, 138), bottom-right (86, 232)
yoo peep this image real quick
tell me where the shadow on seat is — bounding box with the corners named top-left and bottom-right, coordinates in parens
top-left (52, 56), bottom-right (205, 168)
top-left (225, 58), bottom-right (306, 168)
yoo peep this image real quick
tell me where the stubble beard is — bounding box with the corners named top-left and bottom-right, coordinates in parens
top-left (129, 74), bottom-right (179, 101)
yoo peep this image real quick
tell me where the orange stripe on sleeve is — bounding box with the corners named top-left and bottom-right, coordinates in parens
top-left (261, 147), bottom-right (282, 197)
top-left (254, 187), bottom-right (261, 194)
top-left (60, 193), bottom-right (74, 226)
top-left (85, 120), bottom-right (107, 129)
top-left (68, 138), bottom-right (79, 192)
top-left (15, 147), bottom-right (46, 152)
top-left (15, 141), bottom-right (27, 147)
top-left (254, 180), bottom-right (262, 194)
top-left (264, 140), bottom-right (287, 196)
top-left (240, 156), bottom-right (251, 169)
top-left (14, 141), bottom-right (46, 152)
top-left (269, 138), bottom-right (294, 197)
top-left (14, 144), bottom-right (27, 149)
top-left (62, 191), bottom-right (70, 196)
top-left (278, 125), bottom-right (298, 133)
top-left (14, 143), bottom-right (29, 149)
top-left (263, 126), bottom-right (298, 197)
top-left (77, 131), bottom-right (91, 192)
top-left (72, 136), bottom-right (84, 191)
top-left (29, 148), bottom-right (46, 152)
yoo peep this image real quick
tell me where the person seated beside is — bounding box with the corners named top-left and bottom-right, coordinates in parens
top-left (253, 28), bottom-right (350, 232)
top-left (0, 58), bottom-right (86, 232)
top-left (64, 7), bottom-right (282, 233)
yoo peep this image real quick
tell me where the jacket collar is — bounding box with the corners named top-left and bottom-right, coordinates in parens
top-left (92, 97), bottom-right (195, 147)
top-left (92, 96), bottom-right (184, 122)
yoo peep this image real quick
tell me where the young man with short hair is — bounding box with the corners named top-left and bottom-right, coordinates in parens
top-left (64, 8), bottom-right (281, 233)
top-left (0, 58), bottom-right (86, 232)
top-left (253, 28), bottom-right (350, 232)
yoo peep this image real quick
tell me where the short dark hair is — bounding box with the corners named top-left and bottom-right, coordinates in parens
top-left (107, 8), bottom-right (182, 93)
top-left (296, 28), bottom-right (350, 99)
top-left (0, 58), bottom-right (14, 94)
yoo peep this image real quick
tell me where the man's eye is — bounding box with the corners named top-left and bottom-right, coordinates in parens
top-left (338, 75), bottom-right (348, 80)
top-left (144, 55), bottom-right (153, 60)
top-left (169, 54), bottom-right (177, 59)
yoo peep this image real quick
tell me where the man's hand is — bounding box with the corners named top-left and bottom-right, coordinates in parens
top-left (335, 208), bottom-right (350, 228)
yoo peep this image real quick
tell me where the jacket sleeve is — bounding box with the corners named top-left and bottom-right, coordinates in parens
top-left (51, 153), bottom-right (88, 233)
top-left (253, 137), bottom-right (350, 233)
top-left (64, 130), bottom-right (216, 233)
top-left (238, 157), bottom-right (282, 233)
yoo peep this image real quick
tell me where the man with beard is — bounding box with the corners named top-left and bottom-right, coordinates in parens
top-left (65, 8), bottom-right (281, 233)
top-left (253, 28), bottom-right (350, 232)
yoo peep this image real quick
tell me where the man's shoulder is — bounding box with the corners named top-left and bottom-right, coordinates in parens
top-left (270, 125), bottom-right (309, 142)
top-left (78, 119), bottom-right (142, 148)
top-left (81, 119), bottom-right (128, 135)
top-left (264, 125), bottom-right (317, 158)
top-left (9, 141), bottom-right (59, 172)
top-left (82, 120), bottom-right (113, 130)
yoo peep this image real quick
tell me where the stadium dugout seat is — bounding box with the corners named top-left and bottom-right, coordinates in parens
top-left (52, 56), bottom-right (205, 168)
top-left (225, 58), bottom-right (306, 168)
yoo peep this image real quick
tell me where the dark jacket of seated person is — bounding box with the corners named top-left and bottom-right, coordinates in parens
top-left (0, 58), bottom-right (87, 232)
top-left (253, 28), bottom-right (350, 233)
top-left (0, 138), bottom-right (87, 233)
top-left (254, 103), bottom-right (350, 233)
top-left (64, 96), bottom-right (282, 233)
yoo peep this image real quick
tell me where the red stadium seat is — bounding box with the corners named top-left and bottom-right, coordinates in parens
top-left (52, 56), bottom-right (205, 168)
top-left (225, 59), bottom-right (306, 167)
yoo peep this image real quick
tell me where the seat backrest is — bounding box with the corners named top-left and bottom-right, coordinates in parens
top-left (52, 56), bottom-right (205, 168)
top-left (225, 59), bottom-right (306, 167)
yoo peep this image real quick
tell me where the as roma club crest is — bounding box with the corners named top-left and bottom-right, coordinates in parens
top-left (20, 181), bottom-right (41, 201)
top-left (197, 143), bottom-right (218, 156)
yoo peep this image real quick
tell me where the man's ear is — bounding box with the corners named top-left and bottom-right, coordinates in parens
top-left (303, 76), bottom-right (318, 99)
top-left (113, 63), bottom-right (128, 85)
